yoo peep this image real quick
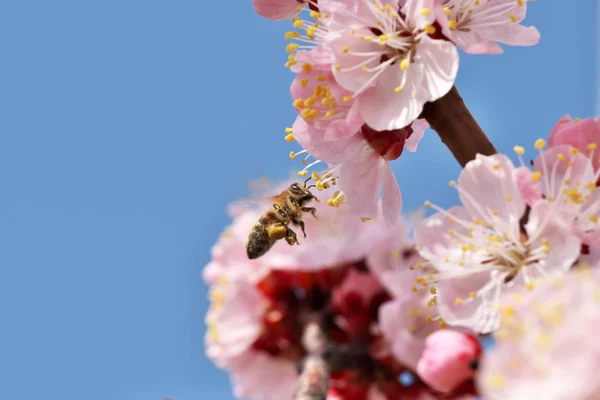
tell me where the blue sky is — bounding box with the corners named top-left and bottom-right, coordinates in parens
top-left (0, 2), bottom-right (597, 400)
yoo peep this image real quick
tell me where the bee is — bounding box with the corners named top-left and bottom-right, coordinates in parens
top-left (246, 178), bottom-right (319, 260)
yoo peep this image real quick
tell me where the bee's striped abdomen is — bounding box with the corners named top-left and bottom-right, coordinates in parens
top-left (246, 211), bottom-right (278, 259)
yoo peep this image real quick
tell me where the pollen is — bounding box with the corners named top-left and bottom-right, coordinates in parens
top-left (298, 170), bottom-right (308, 177)
top-left (284, 31), bottom-right (300, 40)
top-left (505, 195), bottom-right (512, 201)
top-left (285, 127), bottom-right (293, 133)
top-left (310, 11), bottom-right (320, 19)
top-left (531, 171), bottom-right (541, 182)
top-left (400, 58), bottom-right (409, 70)
top-left (293, 19), bottom-right (303, 29)
top-left (304, 97), bottom-right (316, 107)
top-left (556, 153), bottom-right (565, 161)
top-left (571, 147), bottom-right (580, 155)
top-left (361, 66), bottom-right (368, 71)
top-left (420, 8), bottom-right (430, 15)
top-left (286, 43), bottom-right (299, 53)
top-left (302, 63), bottom-right (313, 73)
top-left (285, 134), bottom-right (295, 142)
top-left (534, 138), bottom-right (546, 149)
top-left (424, 24), bottom-right (436, 35)
top-left (293, 99), bottom-right (305, 108)
top-left (335, 64), bottom-right (341, 70)
top-left (469, 291), bottom-right (477, 299)
top-left (513, 145), bottom-right (525, 155)
top-left (455, 297), bottom-right (463, 305)
top-left (588, 143), bottom-right (597, 150)
top-left (343, 95), bottom-right (352, 102)
top-left (509, 13), bottom-right (517, 22)
top-left (517, 0), bottom-right (524, 5)
top-left (325, 110), bottom-right (335, 118)
top-left (394, 86), bottom-right (403, 93)
top-left (443, 6), bottom-right (451, 16)
top-left (424, 200), bottom-right (432, 207)
top-left (289, 151), bottom-right (296, 160)
top-left (300, 78), bottom-right (309, 88)
top-left (448, 19), bottom-right (457, 30)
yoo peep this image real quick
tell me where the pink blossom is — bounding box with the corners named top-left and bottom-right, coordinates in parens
top-left (205, 276), bottom-right (268, 368)
top-left (292, 116), bottom-right (429, 225)
top-left (324, 0), bottom-right (459, 130)
top-left (290, 49), bottom-right (364, 141)
top-left (379, 297), bottom-right (440, 371)
top-left (547, 114), bottom-right (600, 170)
top-left (417, 330), bottom-right (481, 393)
top-left (252, 0), bottom-right (302, 20)
top-left (441, 0), bottom-right (540, 54)
top-left (478, 267), bottom-right (600, 400)
top-left (415, 154), bottom-right (582, 333)
top-left (533, 144), bottom-right (600, 246)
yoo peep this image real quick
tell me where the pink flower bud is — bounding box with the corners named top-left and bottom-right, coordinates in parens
top-left (416, 330), bottom-right (481, 394)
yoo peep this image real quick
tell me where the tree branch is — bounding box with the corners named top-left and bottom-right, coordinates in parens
top-left (421, 86), bottom-right (497, 167)
top-left (293, 321), bottom-right (329, 400)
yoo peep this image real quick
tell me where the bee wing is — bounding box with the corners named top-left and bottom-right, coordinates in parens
top-left (227, 178), bottom-right (284, 217)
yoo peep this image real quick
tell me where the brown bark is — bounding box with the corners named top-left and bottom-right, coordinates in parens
top-left (292, 321), bottom-right (329, 400)
top-left (421, 86), bottom-right (497, 167)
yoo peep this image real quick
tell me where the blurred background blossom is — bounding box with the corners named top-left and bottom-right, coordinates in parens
top-left (0, 1), bottom-right (597, 400)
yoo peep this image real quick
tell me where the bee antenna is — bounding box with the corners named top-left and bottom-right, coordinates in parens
top-left (307, 184), bottom-right (316, 190)
top-left (304, 177), bottom-right (311, 187)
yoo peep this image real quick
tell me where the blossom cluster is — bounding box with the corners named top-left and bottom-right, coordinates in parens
top-left (204, 115), bottom-right (600, 399)
top-left (253, 0), bottom-right (539, 225)
top-left (202, 1), bottom-right (600, 399)
top-left (205, 186), bottom-right (480, 399)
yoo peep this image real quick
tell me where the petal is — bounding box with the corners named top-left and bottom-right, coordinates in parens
top-left (379, 300), bottom-right (427, 371)
top-left (404, 119), bottom-right (429, 152)
top-left (338, 148), bottom-right (385, 219)
top-left (436, 271), bottom-right (502, 334)
top-left (579, 189), bottom-right (600, 246)
top-left (231, 351), bottom-right (297, 399)
top-left (525, 201), bottom-right (581, 276)
top-left (382, 165), bottom-right (402, 226)
top-left (417, 36), bottom-right (459, 102)
top-left (323, 99), bottom-right (364, 141)
top-left (458, 154), bottom-right (525, 237)
top-left (359, 63), bottom-right (425, 131)
top-left (532, 145), bottom-right (596, 200)
top-left (461, 41), bottom-right (504, 55)
top-left (414, 206), bottom-right (472, 265)
top-left (479, 24), bottom-right (540, 47)
top-left (292, 116), bottom-right (363, 163)
top-left (252, 0), bottom-right (300, 20)
top-left (329, 30), bottom-right (383, 93)
top-left (513, 166), bottom-right (542, 206)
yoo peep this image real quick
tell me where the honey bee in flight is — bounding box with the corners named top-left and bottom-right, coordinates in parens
top-left (246, 179), bottom-right (319, 260)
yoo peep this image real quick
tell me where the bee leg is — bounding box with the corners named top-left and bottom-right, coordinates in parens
top-left (285, 227), bottom-right (299, 246)
top-left (295, 220), bottom-right (307, 238)
top-left (302, 207), bottom-right (317, 219)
